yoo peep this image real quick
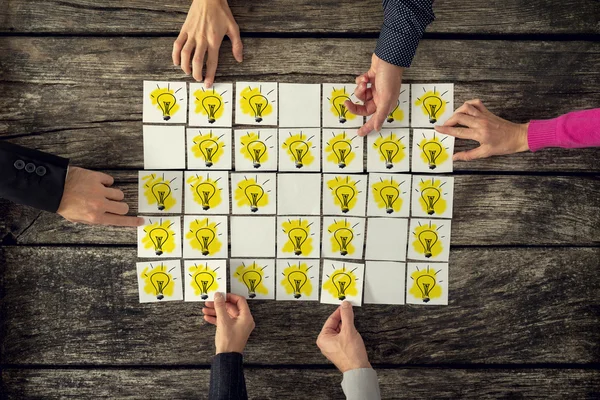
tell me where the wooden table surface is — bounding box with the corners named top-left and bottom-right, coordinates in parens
top-left (1, 1), bottom-right (599, 398)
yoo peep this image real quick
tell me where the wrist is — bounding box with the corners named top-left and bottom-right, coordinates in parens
top-left (518, 122), bottom-right (530, 152)
top-left (340, 360), bottom-right (372, 373)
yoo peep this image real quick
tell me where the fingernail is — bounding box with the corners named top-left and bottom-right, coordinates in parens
top-left (214, 292), bottom-right (224, 301)
top-left (341, 301), bottom-right (351, 308)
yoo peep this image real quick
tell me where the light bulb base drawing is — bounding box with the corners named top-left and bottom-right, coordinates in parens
top-left (163, 116), bottom-right (171, 121)
top-left (385, 162), bottom-right (393, 169)
top-left (386, 208), bottom-right (393, 214)
top-left (202, 250), bottom-right (210, 256)
top-left (295, 162), bottom-right (303, 169)
top-left (429, 118), bottom-right (437, 124)
top-left (338, 295), bottom-right (346, 300)
top-left (338, 162), bottom-right (346, 168)
top-left (157, 294), bottom-right (164, 300)
top-left (205, 161), bottom-right (213, 168)
top-left (201, 294), bottom-right (209, 300)
top-left (155, 250), bottom-right (163, 256)
top-left (422, 297), bottom-right (430, 303)
top-left (429, 163), bottom-right (437, 170)
top-left (250, 206), bottom-right (258, 213)
top-left (425, 251), bottom-right (432, 258)
top-left (255, 117), bottom-right (263, 123)
top-left (294, 293), bottom-right (301, 299)
top-left (340, 250), bottom-right (348, 256)
top-left (428, 210), bottom-right (435, 215)
top-left (386, 116), bottom-right (394, 123)
top-left (341, 207), bottom-right (349, 213)
top-left (339, 117), bottom-right (346, 124)
top-left (208, 118), bottom-right (216, 124)
top-left (157, 205), bottom-right (165, 211)
top-left (202, 205), bottom-right (210, 211)
top-left (294, 249), bottom-right (302, 256)
top-left (248, 292), bottom-right (256, 299)
top-left (253, 162), bottom-right (261, 168)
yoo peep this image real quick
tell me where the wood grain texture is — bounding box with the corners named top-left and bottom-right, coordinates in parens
top-left (1, 38), bottom-right (599, 172)
top-left (1, 0), bottom-right (599, 34)
top-left (1, 246), bottom-right (598, 365)
top-left (2, 368), bottom-right (599, 399)
top-left (1, 174), bottom-right (598, 246)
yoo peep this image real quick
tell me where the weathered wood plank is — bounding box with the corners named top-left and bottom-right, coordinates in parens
top-left (1, 174), bottom-right (598, 246)
top-left (1, 246), bottom-right (598, 365)
top-left (1, 38), bottom-right (599, 172)
top-left (1, 0), bottom-right (599, 35)
top-left (2, 368), bottom-right (599, 399)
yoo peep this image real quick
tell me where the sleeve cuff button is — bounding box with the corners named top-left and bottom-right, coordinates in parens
top-left (36, 166), bottom-right (47, 176)
top-left (14, 160), bottom-right (26, 170)
top-left (25, 163), bottom-right (36, 173)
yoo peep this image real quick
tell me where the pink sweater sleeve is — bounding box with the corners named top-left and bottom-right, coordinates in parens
top-left (527, 108), bottom-right (600, 152)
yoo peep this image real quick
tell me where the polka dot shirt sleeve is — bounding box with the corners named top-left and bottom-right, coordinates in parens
top-left (374, 0), bottom-right (435, 68)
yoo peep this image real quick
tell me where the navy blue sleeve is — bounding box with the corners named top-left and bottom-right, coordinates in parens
top-left (209, 352), bottom-right (248, 400)
top-left (0, 141), bottom-right (69, 213)
top-left (374, 0), bottom-right (435, 67)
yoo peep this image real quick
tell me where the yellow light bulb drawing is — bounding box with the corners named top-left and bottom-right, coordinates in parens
top-left (421, 187), bottom-right (441, 215)
top-left (150, 271), bottom-right (170, 300)
top-left (289, 140), bottom-right (310, 168)
top-left (281, 263), bottom-right (314, 299)
top-left (196, 181), bottom-right (217, 210)
top-left (333, 228), bottom-right (354, 256)
top-left (331, 271), bottom-right (353, 300)
top-left (387, 100), bottom-right (400, 123)
top-left (323, 264), bottom-right (359, 301)
top-left (202, 96), bottom-right (222, 124)
top-left (195, 88), bottom-right (226, 124)
top-left (415, 87), bottom-right (449, 124)
top-left (379, 186), bottom-right (400, 214)
top-left (249, 94), bottom-right (268, 122)
top-left (412, 223), bottom-right (444, 259)
top-left (199, 139), bottom-right (219, 167)
top-left (148, 227), bottom-right (169, 256)
top-left (195, 227), bottom-right (216, 256)
top-left (245, 184), bottom-right (265, 213)
top-left (157, 92), bottom-right (177, 121)
top-left (234, 262), bottom-right (269, 299)
top-left (409, 265), bottom-right (443, 303)
top-left (247, 140), bottom-right (267, 168)
top-left (242, 270), bottom-right (262, 298)
top-left (240, 86), bottom-right (274, 122)
top-left (288, 227), bottom-right (309, 256)
top-left (328, 219), bottom-right (358, 256)
top-left (422, 141), bottom-right (443, 170)
top-left (328, 88), bottom-right (356, 123)
top-left (332, 141), bottom-right (353, 168)
top-left (142, 220), bottom-right (177, 256)
top-left (288, 270), bottom-right (308, 298)
top-left (189, 263), bottom-right (220, 300)
top-left (326, 132), bottom-right (356, 169)
top-left (379, 141), bottom-right (400, 169)
top-left (418, 230), bottom-right (438, 258)
top-left (335, 185), bottom-right (356, 214)
top-left (151, 182), bottom-right (171, 211)
top-left (195, 271), bottom-right (215, 299)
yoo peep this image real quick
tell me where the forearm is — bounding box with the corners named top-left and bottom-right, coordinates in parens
top-left (0, 141), bottom-right (69, 212)
top-left (209, 352), bottom-right (248, 400)
top-left (341, 368), bottom-right (381, 400)
top-left (374, 0), bottom-right (435, 67)
top-left (528, 108), bottom-right (600, 152)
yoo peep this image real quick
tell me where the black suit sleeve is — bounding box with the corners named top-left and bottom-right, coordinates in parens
top-left (209, 352), bottom-right (248, 400)
top-left (0, 141), bottom-right (69, 213)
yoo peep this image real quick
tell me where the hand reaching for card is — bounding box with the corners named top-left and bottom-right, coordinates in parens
top-left (345, 54), bottom-right (404, 137)
top-left (203, 292), bottom-right (255, 354)
top-left (316, 301), bottom-right (372, 373)
top-left (173, 0), bottom-right (243, 86)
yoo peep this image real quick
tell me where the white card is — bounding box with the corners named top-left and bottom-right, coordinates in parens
top-left (367, 173), bottom-right (411, 217)
top-left (230, 259), bottom-right (275, 300)
top-left (182, 215), bottom-right (228, 259)
top-left (189, 83), bottom-right (233, 127)
top-left (278, 128), bottom-right (321, 172)
top-left (367, 87), bottom-right (410, 128)
top-left (143, 81), bottom-right (187, 124)
top-left (276, 259), bottom-right (320, 301)
top-left (322, 84), bottom-right (363, 128)
top-left (407, 219), bottom-right (451, 262)
top-left (412, 129), bottom-right (455, 173)
top-left (320, 260), bottom-right (365, 306)
top-left (406, 262), bottom-right (449, 305)
top-left (138, 171), bottom-right (183, 214)
top-left (184, 171), bottom-right (229, 215)
top-left (278, 83), bottom-right (321, 127)
top-left (137, 260), bottom-right (183, 303)
top-left (411, 84), bottom-right (454, 127)
top-left (365, 218), bottom-right (408, 261)
top-left (322, 217), bottom-right (365, 259)
top-left (411, 175), bottom-right (454, 219)
top-left (364, 261), bottom-right (406, 305)
top-left (187, 128), bottom-right (232, 170)
top-left (276, 216), bottom-right (321, 258)
top-left (143, 125), bottom-right (186, 170)
top-left (366, 129), bottom-right (410, 172)
top-left (231, 173), bottom-right (276, 215)
top-left (235, 82), bottom-right (278, 125)
top-left (184, 259), bottom-right (227, 301)
top-left (234, 129), bottom-right (278, 171)
top-left (230, 217), bottom-right (276, 258)
top-left (277, 173), bottom-right (321, 215)
top-left (323, 129), bottom-right (364, 173)
top-left (137, 216), bottom-right (182, 258)
top-left (323, 174), bottom-right (367, 217)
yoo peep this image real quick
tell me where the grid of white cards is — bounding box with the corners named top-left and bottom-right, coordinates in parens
top-left (137, 81), bottom-right (455, 306)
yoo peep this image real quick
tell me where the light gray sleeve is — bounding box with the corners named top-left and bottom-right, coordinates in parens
top-left (341, 368), bottom-right (381, 400)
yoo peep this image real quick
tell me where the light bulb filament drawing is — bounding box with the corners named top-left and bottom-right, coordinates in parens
top-left (244, 184), bottom-right (265, 213)
top-left (379, 186), bottom-right (400, 214)
top-left (151, 182), bottom-right (172, 211)
top-left (195, 271), bottom-right (215, 300)
top-left (242, 270), bottom-right (262, 298)
top-left (422, 96), bottom-right (443, 124)
top-left (195, 227), bottom-right (216, 256)
top-left (422, 141), bottom-right (443, 169)
top-left (418, 230), bottom-right (439, 258)
top-left (199, 139), bottom-right (219, 167)
top-left (157, 92), bottom-right (176, 121)
top-left (196, 182), bottom-right (217, 210)
top-left (202, 95), bottom-right (222, 124)
top-left (247, 140), bottom-right (267, 168)
top-left (333, 227), bottom-right (354, 256)
top-left (335, 185), bottom-right (356, 213)
top-left (289, 140), bottom-right (309, 168)
top-left (416, 275), bottom-right (436, 303)
top-left (149, 271), bottom-right (170, 300)
top-left (331, 272), bottom-right (352, 300)
top-left (287, 270), bottom-right (308, 299)
top-left (288, 227), bottom-right (308, 256)
top-left (249, 94), bottom-right (268, 122)
top-left (421, 187), bottom-right (441, 215)
top-left (379, 141), bottom-right (400, 169)
top-left (332, 141), bottom-right (352, 168)
top-left (149, 227), bottom-right (169, 256)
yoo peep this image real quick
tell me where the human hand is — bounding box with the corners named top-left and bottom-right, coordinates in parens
top-left (435, 99), bottom-right (530, 161)
top-left (203, 292), bottom-right (255, 354)
top-left (57, 167), bottom-right (143, 227)
top-left (316, 301), bottom-right (371, 373)
top-left (173, 0), bottom-right (243, 86)
top-left (345, 54), bottom-right (404, 137)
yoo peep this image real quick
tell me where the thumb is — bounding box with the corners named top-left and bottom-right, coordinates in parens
top-left (339, 301), bottom-right (355, 332)
top-left (227, 25), bottom-right (243, 63)
top-left (213, 292), bottom-right (229, 321)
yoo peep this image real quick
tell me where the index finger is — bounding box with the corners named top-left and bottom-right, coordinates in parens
top-left (99, 213), bottom-right (144, 227)
top-left (320, 307), bottom-right (342, 334)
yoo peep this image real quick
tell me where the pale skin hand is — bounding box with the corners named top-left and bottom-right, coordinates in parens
top-left (173, 0), bottom-right (243, 87)
top-left (202, 292), bottom-right (255, 354)
top-left (345, 54), bottom-right (404, 137)
top-left (435, 99), bottom-right (530, 161)
top-left (57, 167), bottom-right (143, 227)
top-left (316, 301), bottom-right (372, 373)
